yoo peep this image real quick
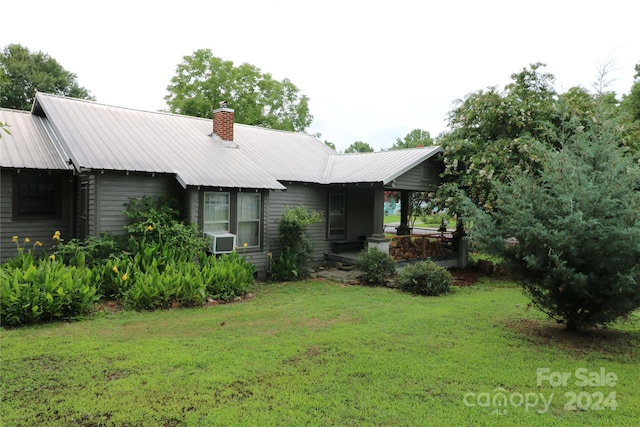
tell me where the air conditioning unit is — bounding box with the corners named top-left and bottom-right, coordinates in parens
top-left (204, 232), bottom-right (237, 254)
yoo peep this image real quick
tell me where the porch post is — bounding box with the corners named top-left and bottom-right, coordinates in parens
top-left (396, 190), bottom-right (412, 235)
top-left (367, 186), bottom-right (389, 253)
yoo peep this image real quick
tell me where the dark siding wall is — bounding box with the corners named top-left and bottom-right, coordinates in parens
top-left (268, 184), bottom-right (330, 264)
top-left (0, 170), bottom-right (74, 262)
top-left (93, 172), bottom-right (182, 236)
top-left (345, 188), bottom-right (374, 240)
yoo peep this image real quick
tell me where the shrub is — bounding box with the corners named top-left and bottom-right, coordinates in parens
top-left (271, 206), bottom-right (322, 281)
top-left (55, 235), bottom-right (122, 268)
top-left (397, 260), bottom-right (453, 296)
top-left (356, 248), bottom-right (396, 286)
top-left (123, 195), bottom-right (209, 258)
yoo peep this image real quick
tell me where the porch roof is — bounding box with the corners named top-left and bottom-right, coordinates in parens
top-left (323, 146), bottom-right (443, 185)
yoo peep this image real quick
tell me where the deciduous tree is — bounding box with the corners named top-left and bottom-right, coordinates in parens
top-left (165, 49), bottom-right (313, 132)
top-left (0, 44), bottom-right (94, 110)
top-left (391, 128), bottom-right (433, 150)
top-left (344, 141), bottom-right (374, 153)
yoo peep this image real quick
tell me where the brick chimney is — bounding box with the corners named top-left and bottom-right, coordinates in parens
top-left (212, 102), bottom-right (234, 141)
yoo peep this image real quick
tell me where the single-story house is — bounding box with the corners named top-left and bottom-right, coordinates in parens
top-left (1, 93), bottom-right (450, 276)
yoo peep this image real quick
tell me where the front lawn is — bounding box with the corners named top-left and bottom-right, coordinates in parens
top-left (1, 279), bottom-right (639, 426)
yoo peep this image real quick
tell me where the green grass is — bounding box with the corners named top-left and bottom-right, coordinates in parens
top-left (2, 279), bottom-right (639, 426)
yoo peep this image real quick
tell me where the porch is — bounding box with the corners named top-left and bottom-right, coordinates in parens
top-left (324, 226), bottom-right (464, 269)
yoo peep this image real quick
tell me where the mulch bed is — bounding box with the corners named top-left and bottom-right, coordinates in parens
top-left (448, 266), bottom-right (485, 287)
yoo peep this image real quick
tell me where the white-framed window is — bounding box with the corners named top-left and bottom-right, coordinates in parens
top-left (328, 192), bottom-right (346, 239)
top-left (203, 192), bottom-right (230, 233)
top-left (238, 193), bottom-right (261, 247)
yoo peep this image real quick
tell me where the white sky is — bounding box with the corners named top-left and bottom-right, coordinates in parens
top-left (3, 0), bottom-right (639, 152)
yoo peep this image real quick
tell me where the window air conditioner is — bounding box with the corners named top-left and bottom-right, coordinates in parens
top-left (204, 232), bottom-right (237, 254)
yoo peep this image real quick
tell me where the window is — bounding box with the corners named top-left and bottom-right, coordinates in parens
top-left (203, 191), bottom-right (263, 249)
top-left (238, 193), bottom-right (261, 247)
top-left (13, 174), bottom-right (61, 219)
top-left (203, 192), bottom-right (230, 233)
top-left (328, 193), bottom-right (346, 239)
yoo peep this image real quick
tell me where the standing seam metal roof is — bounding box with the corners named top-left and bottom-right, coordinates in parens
top-left (0, 108), bottom-right (71, 170)
top-left (26, 93), bottom-right (442, 189)
top-left (323, 146), bottom-right (443, 184)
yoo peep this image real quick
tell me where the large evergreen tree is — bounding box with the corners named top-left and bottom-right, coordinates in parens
top-left (472, 108), bottom-right (640, 330)
top-left (0, 44), bottom-right (94, 110)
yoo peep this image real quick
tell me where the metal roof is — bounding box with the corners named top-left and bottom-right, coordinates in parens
top-left (324, 146), bottom-right (443, 184)
top-left (25, 93), bottom-right (443, 189)
top-left (33, 93), bottom-right (285, 190)
top-left (233, 124), bottom-right (336, 184)
top-left (0, 108), bottom-right (71, 170)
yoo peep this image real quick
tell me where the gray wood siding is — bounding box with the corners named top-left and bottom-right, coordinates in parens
top-left (92, 172), bottom-right (182, 236)
top-left (393, 159), bottom-right (443, 191)
top-left (268, 184), bottom-right (330, 264)
top-left (0, 170), bottom-right (74, 262)
top-left (184, 187), bottom-right (200, 227)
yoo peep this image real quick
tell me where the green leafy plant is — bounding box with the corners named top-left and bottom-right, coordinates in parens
top-left (201, 251), bottom-right (255, 301)
top-left (123, 195), bottom-right (209, 259)
top-left (1, 250), bottom-right (99, 327)
top-left (271, 206), bottom-right (322, 281)
top-left (396, 260), bottom-right (453, 296)
top-left (269, 247), bottom-right (300, 282)
top-left (1, 195), bottom-right (257, 322)
top-left (54, 235), bottom-right (122, 268)
top-left (356, 248), bottom-right (396, 286)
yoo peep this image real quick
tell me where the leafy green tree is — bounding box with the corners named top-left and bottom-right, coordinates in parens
top-left (0, 44), bottom-right (95, 110)
top-left (437, 63), bottom-right (600, 210)
top-left (165, 49), bottom-right (313, 132)
top-left (344, 140), bottom-right (374, 153)
top-left (621, 63), bottom-right (640, 121)
top-left (324, 141), bottom-right (336, 150)
top-left (620, 63), bottom-right (640, 153)
top-left (391, 128), bottom-right (433, 149)
top-left (471, 109), bottom-right (640, 331)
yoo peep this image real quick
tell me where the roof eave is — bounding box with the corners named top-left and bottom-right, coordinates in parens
top-left (381, 146), bottom-right (444, 184)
